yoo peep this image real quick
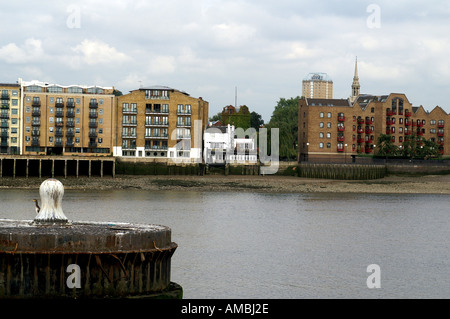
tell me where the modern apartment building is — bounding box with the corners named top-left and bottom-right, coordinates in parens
top-left (114, 85), bottom-right (209, 162)
top-left (298, 93), bottom-right (448, 161)
top-left (20, 80), bottom-right (116, 156)
top-left (0, 83), bottom-right (21, 154)
top-left (299, 59), bottom-right (448, 161)
top-left (302, 73), bottom-right (333, 99)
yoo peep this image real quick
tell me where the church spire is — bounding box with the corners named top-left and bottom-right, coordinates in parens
top-left (351, 57), bottom-right (360, 103)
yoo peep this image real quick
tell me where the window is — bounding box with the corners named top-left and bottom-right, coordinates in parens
top-left (319, 132), bottom-right (324, 138)
top-left (430, 120), bottom-right (436, 125)
top-left (320, 112), bottom-right (324, 118)
top-left (162, 104), bottom-right (169, 113)
top-left (327, 132), bottom-right (331, 139)
top-left (319, 142), bottom-right (324, 148)
top-left (327, 143), bottom-right (331, 148)
top-left (327, 112), bottom-right (332, 118)
top-left (320, 122), bottom-right (324, 128)
top-left (327, 122), bottom-right (332, 128)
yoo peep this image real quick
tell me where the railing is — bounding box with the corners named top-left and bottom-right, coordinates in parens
top-left (338, 126), bottom-right (345, 132)
top-left (89, 102), bottom-right (98, 108)
top-left (66, 122), bottom-right (75, 128)
top-left (338, 116), bottom-right (345, 122)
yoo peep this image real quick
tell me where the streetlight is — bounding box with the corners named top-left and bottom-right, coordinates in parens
top-left (344, 144), bottom-right (348, 163)
top-left (306, 142), bottom-right (310, 162)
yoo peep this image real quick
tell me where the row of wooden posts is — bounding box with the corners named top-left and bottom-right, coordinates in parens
top-left (0, 157), bottom-right (115, 178)
top-left (0, 157), bottom-right (387, 180)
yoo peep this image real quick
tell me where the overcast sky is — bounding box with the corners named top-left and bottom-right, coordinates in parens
top-left (1, 0), bottom-right (450, 122)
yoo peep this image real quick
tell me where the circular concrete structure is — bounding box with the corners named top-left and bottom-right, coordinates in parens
top-left (0, 179), bottom-right (180, 299)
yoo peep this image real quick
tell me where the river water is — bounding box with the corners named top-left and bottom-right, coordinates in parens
top-left (0, 188), bottom-right (449, 299)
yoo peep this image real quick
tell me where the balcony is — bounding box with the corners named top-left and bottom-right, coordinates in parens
top-left (1, 93), bottom-right (10, 100)
top-left (337, 146), bottom-right (345, 153)
top-left (405, 121), bottom-right (411, 126)
top-left (417, 122), bottom-right (424, 127)
top-left (405, 111), bottom-right (412, 117)
top-left (0, 114), bottom-right (9, 119)
top-left (55, 141), bottom-right (63, 147)
top-left (89, 113), bottom-right (98, 118)
top-left (122, 121), bottom-right (137, 127)
top-left (412, 122), bottom-right (417, 127)
top-left (89, 122), bottom-right (98, 128)
top-left (365, 128), bottom-right (373, 134)
top-left (32, 101), bottom-right (41, 107)
top-left (31, 140), bottom-right (40, 146)
top-left (89, 102), bottom-right (98, 108)
top-left (89, 142), bottom-right (98, 148)
top-left (55, 102), bottom-right (64, 108)
top-left (31, 131), bottom-right (40, 136)
top-left (66, 122), bottom-right (75, 128)
top-left (438, 132), bottom-right (445, 137)
top-left (122, 109), bottom-right (137, 114)
top-left (365, 119), bottom-right (373, 125)
top-left (55, 121), bottom-right (64, 127)
top-left (32, 121), bottom-right (41, 127)
top-left (55, 111), bottom-right (64, 117)
top-left (365, 147), bottom-right (373, 154)
top-left (1, 103), bottom-right (9, 109)
top-left (357, 118), bottom-right (365, 125)
top-left (66, 141), bottom-right (75, 147)
top-left (405, 131), bottom-right (412, 136)
top-left (0, 132), bottom-right (7, 138)
top-left (32, 110), bottom-right (41, 116)
top-left (89, 132), bottom-right (98, 138)
top-left (66, 111), bottom-right (75, 118)
top-left (337, 136), bottom-right (345, 142)
top-left (438, 123), bottom-right (445, 128)
top-left (66, 132), bottom-right (74, 138)
top-left (338, 116), bottom-right (345, 122)
top-left (386, 110), bottom-right (394, 116)
top-left (55, 131), bottom-right (63, 137)
top-left (357, 128), bottom-right (364, 134)
top-left (386, 120), bottom-right (393, 126)
top-left (337, 126), bottom-right (345, 132)
top-left (66, 102), bottom-right (75, 108)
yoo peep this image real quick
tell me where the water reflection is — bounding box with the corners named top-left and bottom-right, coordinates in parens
top-left (0, 189), bottom-right (449, 298)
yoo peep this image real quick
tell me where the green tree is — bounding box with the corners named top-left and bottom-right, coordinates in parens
top-left (376, 134), bottom-right (398, 157)
top-left (209, 112), bottom-right (222, 123)
top-left (266, 97), bottom-right (300, 160)
top-left (402, 135), bottom-right (441, 159)
top-left (250, 111), bottom-right (264, 130)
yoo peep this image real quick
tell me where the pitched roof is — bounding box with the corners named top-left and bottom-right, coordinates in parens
top-left (307, 98), bottom-right (350, 107)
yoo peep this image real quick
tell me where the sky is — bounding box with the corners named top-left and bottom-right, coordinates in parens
top-left (1, 0), bottom-right (450, 123)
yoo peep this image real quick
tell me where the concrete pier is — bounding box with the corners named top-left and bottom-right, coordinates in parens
top-left (0, 179), bottom-right (180, 299)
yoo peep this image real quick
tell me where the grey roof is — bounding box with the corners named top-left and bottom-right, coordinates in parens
top-left (139, 85), bottom-right (189, 96)
top-left (307, 98), bottom-right (350, 107)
